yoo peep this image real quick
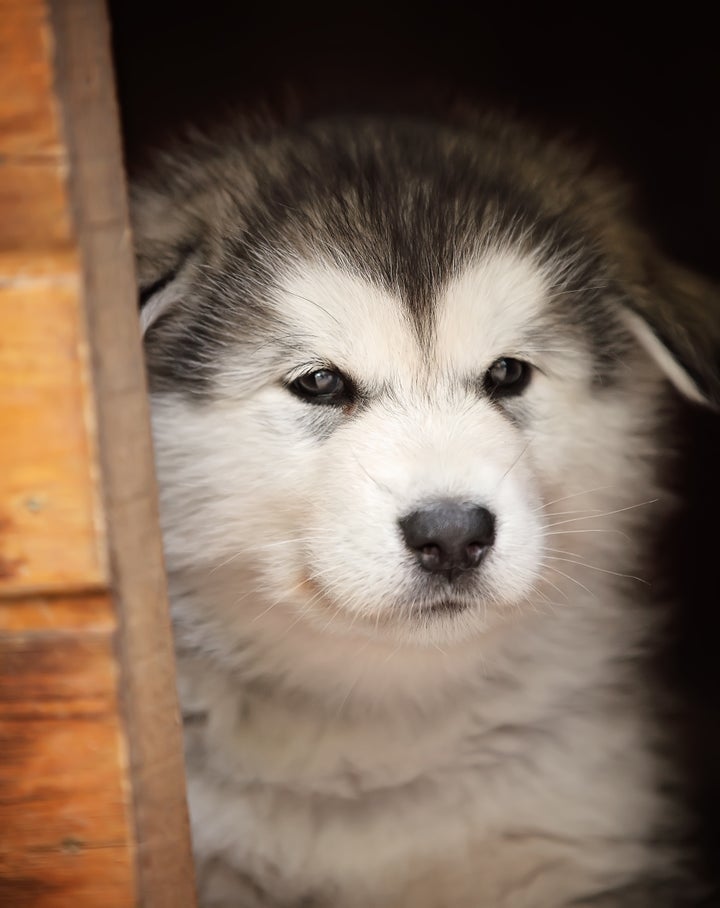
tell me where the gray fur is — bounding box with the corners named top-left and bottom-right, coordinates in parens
top-left (133, 112), bottom-right (719, 907)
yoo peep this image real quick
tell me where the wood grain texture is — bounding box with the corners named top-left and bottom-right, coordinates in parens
top-left (0, 594), bottom-right (114, 632)
top-left (0, 0), bottom-right (72, 250)
top-left (0, 0), bottom-right (196, 905)
top-left (50, 1), bottom-right (198, 905)
top-left (0, 0), bottom-right (62, 157)
top-left (0, 0), bottom-right (107, 597)
top-left (0, 278), bottom-right (108, 596)
top-left (0, 604), bottom-right (135, 908)
top-left (0, 0), bottom-right (138, 902)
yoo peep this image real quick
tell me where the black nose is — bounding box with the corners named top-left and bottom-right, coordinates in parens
top-left (399, 500), bottom-right (496, 580)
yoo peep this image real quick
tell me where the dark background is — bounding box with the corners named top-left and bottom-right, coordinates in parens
top-left (109, 3), bottom-right (720, 280)
top-left (108, 2), bottom-right (720, 890)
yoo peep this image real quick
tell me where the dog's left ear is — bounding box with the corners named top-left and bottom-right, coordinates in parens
top-left (621, 255), bottom-right (720, 409)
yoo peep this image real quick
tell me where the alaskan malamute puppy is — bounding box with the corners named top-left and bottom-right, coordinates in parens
top-left (132, 113), bottom-right (719, 907)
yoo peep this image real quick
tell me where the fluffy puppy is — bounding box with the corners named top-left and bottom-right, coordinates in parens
top-left (132, 112), bottom-right (720, 907)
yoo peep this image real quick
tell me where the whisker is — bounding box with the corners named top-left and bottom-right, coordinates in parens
top-left (212, 537), bottom-right (321, 572)
top-left (496, 441), bottom-right (531, 489)
top-left (284, 289), bottom-right (342, 327)
top-left (541, 499), bottom-right (658, 529)
top-left (540, 584), bottom-right (568, 604)
top-left (542, 508), bottom-right (604, 519)
top-left (248, 575), bottom-right (314, 623)
top-left (544, 528), bottom-right (631, 540)
top-left (543, 555), bottom-right (648, 585)
top-left (542, 563), bottom-right (595, 598)
top-left (352, 453), bottom-right (394, 495)
top-left (543, 547), bottom-right (586, 559)
top-left (532, 486), bottom-right (613, 512)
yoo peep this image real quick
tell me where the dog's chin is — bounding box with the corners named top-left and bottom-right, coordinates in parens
top-left (423, 599), bottom-right (472, 616)
top-left (281, 571), bottom-right (532, 646)
top-left (289, 582), bottom-right (500, 646)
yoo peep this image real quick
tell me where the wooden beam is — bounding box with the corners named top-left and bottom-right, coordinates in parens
top-left (0, 1), bottom-right (197, 904)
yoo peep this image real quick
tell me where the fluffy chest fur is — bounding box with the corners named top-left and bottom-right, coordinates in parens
top-left (175, 602), bottom-right (672, 908)
top-left (133, 113), bottom-right (719, 906)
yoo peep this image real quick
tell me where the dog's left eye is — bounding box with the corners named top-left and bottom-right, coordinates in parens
top-left (289, 369), bottom-right (349, 404)
top-left (484, 357), bottom-right (532, 397)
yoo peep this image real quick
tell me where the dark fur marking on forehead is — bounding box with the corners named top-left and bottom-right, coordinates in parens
top-left (237, 124), bottom-right (629, 384)
top-left (240, 125), bottom-right (556, 335)
top-left (141, 117), bottom-right (638, 396)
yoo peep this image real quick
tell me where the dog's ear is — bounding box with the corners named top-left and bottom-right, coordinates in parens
top-left (621, 254), bottom-right (720, 409)
top-left (130, 181), bottom-right (204, 337)
top-left (137, 252), bottom-right (195, 338)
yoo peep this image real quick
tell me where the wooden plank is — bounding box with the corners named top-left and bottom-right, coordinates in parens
top-left (0, 593), bottom-right (114, 632)
top-left (0, 0), bottom-right (138, 899)
top-left (0, 164), bottom-right (74, 250)
top-left (49, 2), bottom-right (198, 905)
top-left (0, 0), bottom-right (73, 252)
top-left (0, 0), bottom-right (195, 905)
top-left (0, 0), bottom-right (106, 597)
top-left (0, 277), bottom-right (108, 595)
top-left (0, 608), bottom-right (135, 908)
top-left (0, 0), bottom-right (63, 158)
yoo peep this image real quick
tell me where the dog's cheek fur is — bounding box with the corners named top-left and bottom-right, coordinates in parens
top-left (150, 389), bottom-right (317, 571)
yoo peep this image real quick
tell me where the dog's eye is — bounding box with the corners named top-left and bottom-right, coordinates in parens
top-left (289, 369), bottom-right (350, 404)
top-left (484, 358), bottom-right (531, 397)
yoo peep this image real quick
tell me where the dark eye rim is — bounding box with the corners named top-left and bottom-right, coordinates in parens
top-left (287, 368), bottom-right (355, 406)
top-left (483, 357), bottom-right (533, 398)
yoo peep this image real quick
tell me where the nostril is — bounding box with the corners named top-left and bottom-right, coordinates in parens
top-left (465, 542), bottom-right (485, 567)
top-left (419, 543), bottom-right (442, 571)
top-left (399, 500), bottom-right (496, 576)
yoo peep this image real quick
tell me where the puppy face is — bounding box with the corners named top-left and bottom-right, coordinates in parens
top-left (136, 117), bottom-right (715, 650)
top-left (146, 253), bottom-right (659, 647)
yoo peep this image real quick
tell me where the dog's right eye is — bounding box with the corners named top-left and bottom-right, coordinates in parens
top-left (483, 357), bottom-right (532, 398)
top-left (288, 369), bottom-right (351, 405)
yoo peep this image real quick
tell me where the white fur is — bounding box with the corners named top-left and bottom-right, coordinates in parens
top-left (152, 250), bottom-right (680, 906)
top-left (139, 282), bottom-right (181, 334)
top-left (621, 307), bottom-right (708, 405)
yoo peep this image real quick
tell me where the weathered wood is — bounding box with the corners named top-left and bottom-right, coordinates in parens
top-left (49, 3), bottom-right (197, 903)
top-left (0, 596), bottom-right (135, 908)
top-left (0, 0), bottom-right (106, 597)
top-left (0, 0), bottom-right (196, 905)
top-left (0, 1), bottom-right (72, 251)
